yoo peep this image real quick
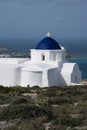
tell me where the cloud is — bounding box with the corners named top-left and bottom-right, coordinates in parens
top-left (0, 0), bottom-right (49, 4)
top-left (63, 0), bottom-right (87, 5)
top-left (55, 17), bottom-right (62, 22)
top-left (0, 0), bottom-right (87, 6)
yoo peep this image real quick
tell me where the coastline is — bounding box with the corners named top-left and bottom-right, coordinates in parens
top-left (82, 79), bottom-right (87, 85)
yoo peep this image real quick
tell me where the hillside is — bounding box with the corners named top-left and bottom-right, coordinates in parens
top-left (0, 85), bottom-right (87, 130)
top-left (0, 46), bottom-right (9, 51)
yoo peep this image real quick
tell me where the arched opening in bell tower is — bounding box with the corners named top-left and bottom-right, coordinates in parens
top-left (42, 53), bottom-right (45, 61)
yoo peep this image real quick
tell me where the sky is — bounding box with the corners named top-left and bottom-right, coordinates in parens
top-left (0, 0), bottom-right (87, 50)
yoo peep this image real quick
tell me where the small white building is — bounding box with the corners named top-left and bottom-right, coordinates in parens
top-left (0, 34), bottom-right (81, 87)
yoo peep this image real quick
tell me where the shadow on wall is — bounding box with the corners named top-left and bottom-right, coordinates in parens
top-left (71, 64), bottom-right (81, 83)
top-left (48, 68), bottom-right (67, 87)
top-left (57, 72), bottom-right (67, 86)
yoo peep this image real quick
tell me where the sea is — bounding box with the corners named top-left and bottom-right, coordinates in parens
top-left (64, 42), bottom-right (87, 80)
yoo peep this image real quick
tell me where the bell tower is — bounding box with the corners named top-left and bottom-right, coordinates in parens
top-left (31, 33), bottom-right (66, 64)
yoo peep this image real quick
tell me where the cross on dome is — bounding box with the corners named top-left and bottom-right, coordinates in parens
top-left (46, 32), bottom-right (51, 37)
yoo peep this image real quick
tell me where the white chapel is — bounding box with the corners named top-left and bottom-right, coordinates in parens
top-left (0, 34), bottom-right (81, 87)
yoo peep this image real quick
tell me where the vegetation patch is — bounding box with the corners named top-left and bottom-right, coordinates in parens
top-left (0, 85), bottom-right (87, 129)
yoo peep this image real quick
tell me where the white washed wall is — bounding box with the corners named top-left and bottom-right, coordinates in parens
top-left (0, 64), bottom-right (21, 86)
top-left (21, 70), bottom-right (42, 87)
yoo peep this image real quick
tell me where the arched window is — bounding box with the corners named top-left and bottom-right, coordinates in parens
top-left (42, 54), bottom-right (45, 61)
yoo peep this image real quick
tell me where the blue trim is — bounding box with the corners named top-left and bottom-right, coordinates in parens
top-left (35, 37), bottom-right (61, 50)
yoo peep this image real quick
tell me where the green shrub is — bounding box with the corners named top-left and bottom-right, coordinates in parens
top-left (48, 97), bottom-right (72, 105)
top-left (0, 104), bottom-right (53, 121)
top-left (11, 96), bottom-right (35, 106)
top-left (7, 86), bottom-right (31, 94)
top-left (49, 124), bottom-right (67, 130)
top-left (63, 86), bottom-right (84, 96)
top-left (0, 85), bottom-right (9, 93)
top-left (0, 94), bottom-right (16, 105)
top-left (2, 125), bottom-right (18, 130)
top-left (52, 115), bottom-right (81, 127)
top-left (37, 87), bottom-right (57, 98)
top-left (32, 85), bottom-right (40, 89)
top-left (11, 97), bottom-right (28, 105)
top-left (0, 86), bottom-right (32, 94)
top-left (36, 116), bottom-right (49, 123)
top-left (18, 120), bottom-right (45, 130)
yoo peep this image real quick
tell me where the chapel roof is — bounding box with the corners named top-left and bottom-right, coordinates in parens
top-left (35, 36), bottom-right (61, 50)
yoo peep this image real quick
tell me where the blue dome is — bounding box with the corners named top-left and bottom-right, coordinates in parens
top-left (35, 37), bottom-right (61, 50)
